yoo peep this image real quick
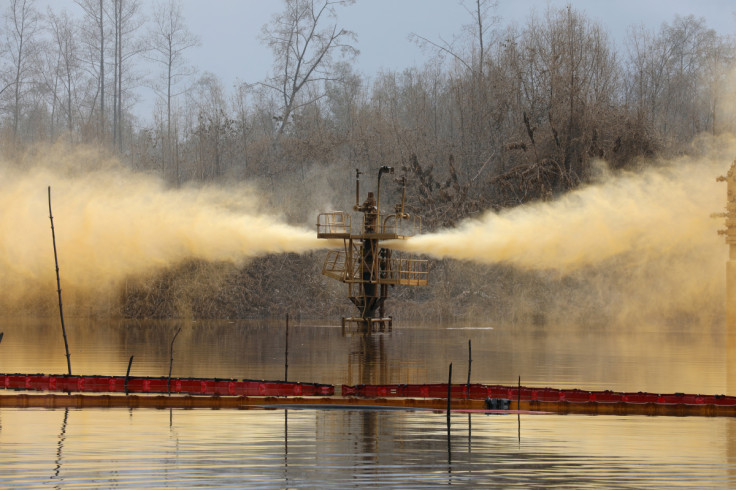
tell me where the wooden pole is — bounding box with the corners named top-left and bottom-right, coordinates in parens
top-left (517, 375), bottom-right (522, 444)
top-left (167, 327), bottom-right (182, 395)
top-left (466, 339), bottom-right (471, 399)
top-left (125, 355), bottom-right (134, 395)
top-left (48, 186), bottom-right (71, 376)
top-left (447, 363), bottom-right (452, 426)
top-left (285, 313), bottom-right (289, 382)
top-left (518, 375), bottom-right (521, 409)
top-left (447, 361), bottom-right (453, 474)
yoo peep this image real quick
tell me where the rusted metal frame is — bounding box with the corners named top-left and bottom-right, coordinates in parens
top-left (357, 238), bottom-right (379, 318)
top-left (321, 250), bottom-right (347, 280)
top-left (383, 251), bottom-right (398, 282)
top-left (345, 236), bottom-right (380, 317)
top-left (357, 240), bottom-right (373, 282)
top-left (344, 238), bottom-right (353, 282)
top-left (369, 239), bottom-right (380, 285)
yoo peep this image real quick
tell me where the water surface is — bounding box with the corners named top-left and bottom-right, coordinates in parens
top-left (0, 318), bottom-right (733, 488)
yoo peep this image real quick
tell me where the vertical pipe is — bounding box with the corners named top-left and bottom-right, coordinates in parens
top-left (466, 339), bottom-right (471, 399)
top-left (48, 186), bottom-right (72, 376)
top-left (376, 171), bottom-right (383, 226)
top-left (355, 169), bottom-right (361, 209)
top-left (285, 313), bottom-right (289, 382)
top-left (376, 166), bottom-right (394, 232)
top-left (400, 177), bottom-right (407, 217)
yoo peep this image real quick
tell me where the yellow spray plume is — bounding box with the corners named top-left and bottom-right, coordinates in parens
top-left (0, 144), bottom-right (334, 303)
top-left (396, 153), bottom-right (726, 274)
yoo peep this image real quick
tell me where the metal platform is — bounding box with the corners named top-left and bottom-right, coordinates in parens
top-left (341, 316), bottom-right (392, 331)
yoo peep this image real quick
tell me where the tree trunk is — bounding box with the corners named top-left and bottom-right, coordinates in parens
top-left (99, 0), bottom-right (105, 142)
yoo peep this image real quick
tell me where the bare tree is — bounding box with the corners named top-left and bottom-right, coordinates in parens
top-left (2, 0), bottom-right (42, 140)
top-left (260, 0), bottom-right (358, 137)
top-left (75, 0), bottom-right (107, 142)
top-left (625, 15), bottom-right (733, 141)
top-left (184, 72), bottom-right (233, 181)
top-left (108, 0), bottom-right (143, 151)
top-left (409, 0), bottom-right (501, 178)
top-left (45, 8), bottom-right (81, 140)
top-left (324, 61), bottom-right (362, 142)
top-left (411, 0), bottom-right (498, 77)
top-left (144, 0), bottom-right (199, 182)
top-left (231, 82), bottom-right (254, 178)
top-left (514, 5), bottom-right (619, 181)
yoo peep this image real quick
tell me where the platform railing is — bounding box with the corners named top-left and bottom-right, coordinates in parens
top-left (395, 257), bottom-right (429, 285)
top-left (317, 211), bottom-right (351, 235)
top-left (361, 213), bottom-right (422, 236)
top-left (382, 255), bottom-right (429, 285)
top-left (322, 250), bottom-right (347, 281)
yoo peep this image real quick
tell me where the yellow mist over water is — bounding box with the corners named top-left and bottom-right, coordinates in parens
top-left (391, 135), bottom-right (735, 327)
top-left (0, 144), bottom-right (334, 303)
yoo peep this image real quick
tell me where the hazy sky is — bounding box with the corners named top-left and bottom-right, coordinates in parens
top-left (35, 0), bottom-right (736, 121)
top-left (179, 0), bottom-right (736, 91)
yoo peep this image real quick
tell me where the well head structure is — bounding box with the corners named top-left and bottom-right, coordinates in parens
top-left (317, 167), bottom-right (429, 327)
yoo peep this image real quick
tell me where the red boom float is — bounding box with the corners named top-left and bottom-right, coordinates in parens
top-left (0, 373), bottom-right (334, 396)
top-left (341, 383), bottom-right (736, 407)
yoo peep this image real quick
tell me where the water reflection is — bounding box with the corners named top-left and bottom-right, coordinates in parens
top-left (468, 413), bottom-right (472, 455)
top-left (343, 329), bottom-right (460, 480)
top-left (283, 410), bottom-right (289, 485)
top-left (447, 414), bottom-right (452, 479)
top-left (346, 330), bottom-right (388, 386)
top-left (51, 408), bottom-right (68, 486)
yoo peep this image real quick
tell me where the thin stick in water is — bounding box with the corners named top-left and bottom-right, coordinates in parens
top-left (125, 355), bottom-right (134, 395)
top-left (447, 362), bottom-right (452, 426)
top-left (48, 186), bottom-right (71, 376)
top-left (518, 375), bottom-right (522, 444)
top-left (518, 375), bottom-right (521, 410)
top-left (285, 313), bottom-right (289, 382)
top-left (466, 339), bottom-right (471, 399)
top-left (167, 327), bottom-right (182, 395)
